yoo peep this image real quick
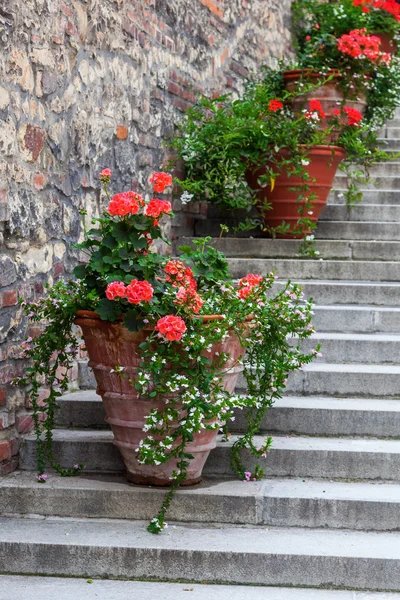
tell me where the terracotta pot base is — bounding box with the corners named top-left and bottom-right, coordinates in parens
top-left (127, 472), bottom-right (202, 487)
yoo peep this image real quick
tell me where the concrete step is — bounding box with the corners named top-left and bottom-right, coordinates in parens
top-left (3, 471), bottom-right (400, 532)
top-left (273, 280), bottom-right (400, 306)
top-left (321, 204), bottom-right (400, 223)
top-left (20, 429), bottom-right (400, 480)
top-left (334, 175), bottom-right (400, 190)
top-left (299, 332), bottom-right (400, 364)
top-left (377, 138), bottom-right (400, 149)
top-left (329, 188), bottom-right (400, 205)
top-left (228, 258), bottom-right (400, 281)
top-left (187, 237), bottom-right (400, 261)
top-left (316, 221), bottom-right (400, 241)
top-left (2, 517), bottom-right (400, 590)
top-left (55, 392), bottom-right (400, 437)
top-left (6, 577), bottom-right (396, 600)
top-left (312, 305), bottom-right (400, 333)
top-left (380, 128), bottom-right (400, 139)
top-left (343, 162), bottom-right (400, 176)
top-left (259, 362), bottom-right (400, 398)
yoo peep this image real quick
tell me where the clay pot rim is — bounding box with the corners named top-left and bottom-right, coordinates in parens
top-left (283, 68), bottom-right (341, 80)
top-left (75, 310), bottom-right (254, 326)
top-left (268, 144), bottom-right (347, 160)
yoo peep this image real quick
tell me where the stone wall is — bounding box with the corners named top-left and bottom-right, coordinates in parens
top-left (0, 0), bottom-right (293, 474)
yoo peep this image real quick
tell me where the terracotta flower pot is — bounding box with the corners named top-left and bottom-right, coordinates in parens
top-left (283, 69), bottom-right (367, 136)
top-left (246, 145), bottom-right (346, 238)
top-left (75, 310), bottom-right (247, 486)
top-left (372, 32), bottom-right (397, 55)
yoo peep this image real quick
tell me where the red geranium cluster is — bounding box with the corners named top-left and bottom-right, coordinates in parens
top-left (144, 198), bottom-right (172, 219)
top-left (337, 29), bottom-right (391, 63)
top-left (105, 281), bottom-right (126, 300)
top-left (334, 106), bottom-right (363, 126)
top-left (237, 274), bottom-right (263, 299)
top-left (164, 260), bottom-right (197, 289)
top-left (126, 280), bottom-right (154, 305)
top-left (155, 315), bottom-right (187, 342)
top-left (306, 99), bottom-right (326, 120)
top-left (107, 191), bottom-right (144, 217)
top-left (105, 280), bottom-right (154, 304)
top-left (268, 99), bottom-right (284, 112)
top-left (353, 0), bottom-right (400, 20)
top-left (149, 172), bottom-right (173, 193)
top-left (174, 286), bottom-right (203, 314)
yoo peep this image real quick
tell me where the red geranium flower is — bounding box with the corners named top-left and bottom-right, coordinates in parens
top-left (107, 192), bottom-right (144, 217)
top-left (155, 315), bottom-right (187, 341)
top-left (105, 281), bottom-right (126, 300)
top-left (237, 274), bottom-right (263, 299)
top-left (343, 106), bottom-right (363, 126)
top-left (144, 198), bottom-right (172, 218)
top-left (125, 280), bottom-right (154, 305)
top-left (99, 169), bottom-right (112, 182)
top-left (307, 99), bottom-right (326, 119)
top-left (268, 99), bottom-right (283, 112)
top-left (149, 172), bottom-right (173, 193)
top-left (174, 286), bottom-right (203, 314)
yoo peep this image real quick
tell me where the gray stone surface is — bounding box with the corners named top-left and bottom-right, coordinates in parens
top-left (20, 429), bottom-right (400, 481)
top-left (321, 204), bottom-right (400, 223)
top-left (2, 517), bottom-right (400, 589)
top-left (298, 332), bottom-right (400, 364)
top-left (273, 280), bottom-right (400, 306)
top-left (329, 189), bottom-right (400, 205)
top-left (55, 391), bottom-right (400, 438)
top-left (6, 578), bottom-right (400, 600)
top-left (312, 306), bottom-right (400, 333)
top-left (229, 258), bottom-right (400, 281)
top-left (272, 362), bottom-right (400, 398)
top-left (5, 577), bottom-right (397, 600)
top-left (3, 472), bottom-right (400, 532)
top-left (316, 221), bottom-right (400, 241)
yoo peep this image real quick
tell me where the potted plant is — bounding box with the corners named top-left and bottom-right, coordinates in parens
top-left (172, 68), bottom-right (383, 245)
top-left (292, 0), bottom-right (400, 127)
top-left (15, 170), bottom-right (318, 533)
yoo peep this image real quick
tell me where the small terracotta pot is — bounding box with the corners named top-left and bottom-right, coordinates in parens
top-left (75, 310), bottom-right (247, 486)
top-left (246, 145), bottom-right (346, 238)
top-left (283, 69), bottom-right (367, 137)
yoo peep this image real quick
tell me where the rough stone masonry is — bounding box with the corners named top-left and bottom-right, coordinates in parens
top-left (0, 0), bottom-right (293, 474)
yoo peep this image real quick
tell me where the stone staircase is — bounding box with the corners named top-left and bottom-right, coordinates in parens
top-left (1, 113), bottom-right (400, 598)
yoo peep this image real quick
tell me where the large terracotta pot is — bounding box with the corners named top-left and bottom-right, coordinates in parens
top-left (246, 145), bottom-right (346, 238)
top-left (75, 311), bottom-right (247, 486)
top-left (283, 69), bottom-right (367, 135)
top-left (373, 32), bottom-right (397, 55)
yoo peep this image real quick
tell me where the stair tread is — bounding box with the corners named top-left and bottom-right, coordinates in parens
top-left (1, 516), bottom-right (400, 558)
top-left (6, 577), bottom-right (391, 600)
top-left (27, 429), bottom-right (400, 452)
top-left (4, 471), bottom-right (400, 504)
top-left (309, 332), bottom-right (400, 341)
top-left (58, 391), bottom-right (400, 412)
top-left (302, 362), bottom-right (400, 374)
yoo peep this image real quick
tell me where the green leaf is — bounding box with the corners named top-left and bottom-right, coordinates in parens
top-left (123, 310), bottom-right (145, 332)
top-left (113, 221), bottom-right (131, 243)
top-left (96, 298), bottom-right (121, 321)
top-left (102, 233), bottom-right (118, 249)
top-left (73, 265), bottom-right (87, 279)
top-left (132, 237), bottom-right (148, 250)
top-left (177, 245), bottom-right (193, 254)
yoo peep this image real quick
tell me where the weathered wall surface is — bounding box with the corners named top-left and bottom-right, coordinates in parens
top-left (0, 0), bottom-right (293, 474)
